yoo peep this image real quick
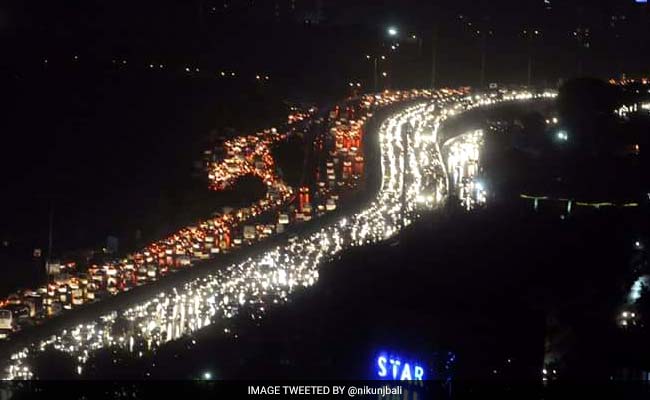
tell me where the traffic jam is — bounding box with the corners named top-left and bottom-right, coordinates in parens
top-left (0, 89), bottom-right (445, 340)
top-left (2, 88), bottom-right (558, 379)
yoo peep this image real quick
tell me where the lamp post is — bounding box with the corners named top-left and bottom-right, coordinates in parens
top-left (524, 28), bottom-right (542, 86)
top-left (480, 31), bottom-right (487, 87)
top-left (431, 25), bottom-right (438, 88)
top-left (366, 54), bottom-right (386, 92)
top-left (477, 28), bottom-right (496, 87)
top-left (44, 202), bottom-right (54, 283)
top-left (361, 27), bottom-right (398, 92)
top-left (373, 56), bottom-right (378, 92)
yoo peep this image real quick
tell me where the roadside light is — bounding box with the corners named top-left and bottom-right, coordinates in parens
top-left (202, 371), bottom-right (212, 380)
top-left (556, 130), bottom-right (568, 142)
top-left (387, 27), bottom-right (398, 37)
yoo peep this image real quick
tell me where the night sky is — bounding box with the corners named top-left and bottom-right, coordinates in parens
top-left (1, 0), bottom-right (649, 83)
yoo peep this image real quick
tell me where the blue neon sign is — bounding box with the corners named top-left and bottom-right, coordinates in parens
top-left (375, 353), bottom-right (426, 381)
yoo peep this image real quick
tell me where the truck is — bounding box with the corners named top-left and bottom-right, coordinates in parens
top-left (0, 309), bottom-right (12, 336)
top-left (243, 225), bottom-right (256, 240)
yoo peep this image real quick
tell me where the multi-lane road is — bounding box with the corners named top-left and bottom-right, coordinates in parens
top-left (1, 87), bottom-right (556, 380)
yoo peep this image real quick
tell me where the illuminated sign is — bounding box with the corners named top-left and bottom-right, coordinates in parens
top-left (636, 0), bottom-right (647, 3)
top-left (375, 353), bottom-right (426, 381)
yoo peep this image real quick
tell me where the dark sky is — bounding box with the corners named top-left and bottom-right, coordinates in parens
top-left (1, 0), bottom-right (649, 82)
top-left (2, 0), bottom-right (646, 32)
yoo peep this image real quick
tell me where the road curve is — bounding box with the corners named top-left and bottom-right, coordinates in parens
top-left (2, 88), bottom-right (556, 380)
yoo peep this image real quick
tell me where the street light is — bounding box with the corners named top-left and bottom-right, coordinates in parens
top-left (524, 28), bottom-right (542, 86)
top-left (365, 54), bottom-right (388, 92)
top-left (385, 25), bottom-right (428, 87)
top-left (364, 27), bottom-right (399, 91)
top-left (384, 24), bottom-right (434, 87)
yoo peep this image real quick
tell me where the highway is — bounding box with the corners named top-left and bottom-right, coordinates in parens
top-left (1, 88), bottom-right (556, 380)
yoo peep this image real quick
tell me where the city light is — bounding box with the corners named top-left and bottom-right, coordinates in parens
top-left (4, 1), bottom-right (649, 383)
